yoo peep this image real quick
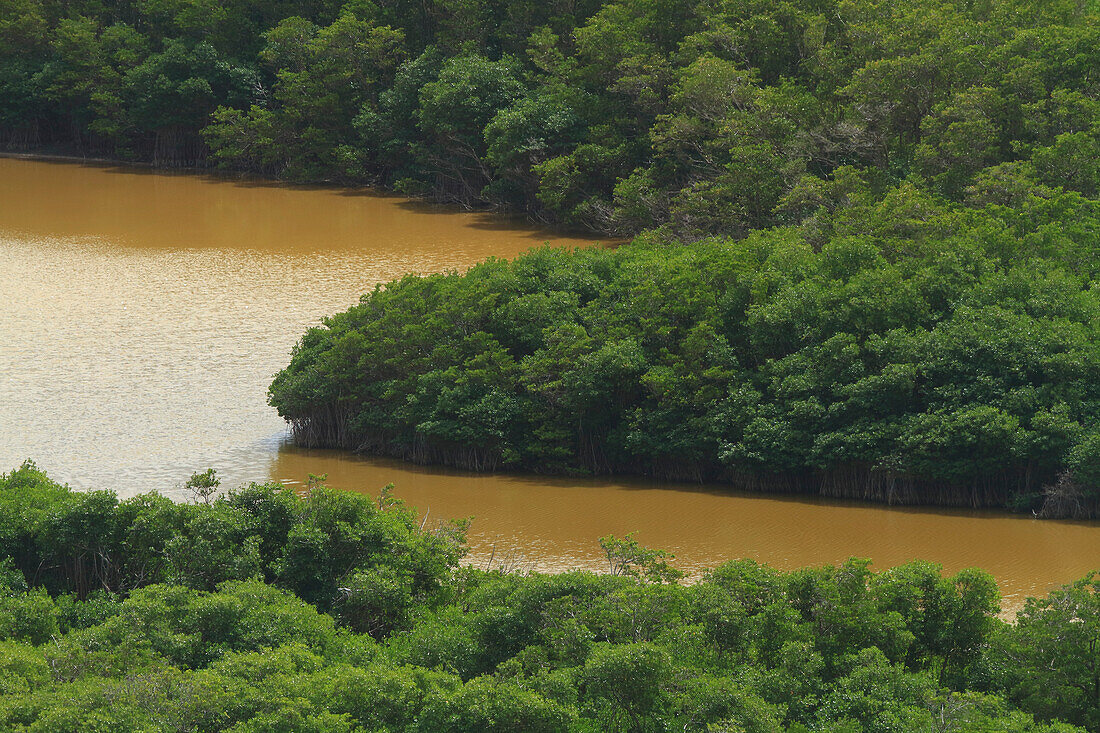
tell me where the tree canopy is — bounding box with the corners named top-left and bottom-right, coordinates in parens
top-left (2, 0), bottom-right (1099, 231)
top-left (0, 462), bottom-right (1097, 731)
top-left (269, 179), bottom-right (1100, 513)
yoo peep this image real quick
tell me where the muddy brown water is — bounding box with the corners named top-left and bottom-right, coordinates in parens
top-left (2, 156), bottom-right (1097, 609)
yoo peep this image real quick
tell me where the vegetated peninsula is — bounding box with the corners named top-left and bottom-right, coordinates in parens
top-left (256, 1), bottom-right (1100, 517)
top-left (1, 461), bottom-right (1099, 732)
top-left (269, 223), bottom-right (1100, 516)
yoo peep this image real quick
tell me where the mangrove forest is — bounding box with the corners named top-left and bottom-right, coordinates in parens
top-left (5, 0), bottom-right (1100, 512)
top-left (1, 461), bottom-right (1099, 732)
top-left (269, 202), bottom-right (1100, 514)
top-left (4, 0), bottom-right (1100, 728)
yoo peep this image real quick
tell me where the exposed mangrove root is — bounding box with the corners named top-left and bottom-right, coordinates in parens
top-left (1037, 473), bottom-right (1099, 519)
top-left (285, 411), bottom-right (1064, 512)
top-left (2, 122), bottom-right (41, 150)
top-left (289, 410), bottom-right (503, 472)
top-left (152, 125), bottom-right (207, 167)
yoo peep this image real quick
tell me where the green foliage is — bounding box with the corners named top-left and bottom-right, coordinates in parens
top-left (2, 0), bottom-right (1097, 227)
top-left (269, 194), bottom-right (1100, 512)
top-left (0, 586), bottom-right (59, 645)
top-left (580, 642), bottom-right (672, 731)
top-left (0, 464), bottom-right (465, 613)
top-left (599, 532), bottom-right (683, 584)
top-left (989, 573), bottom-right (1100, 730)
top-left (0, 466), bottom-right (1095, 731)
top-left (185, 467), bottom-right (220, 504)
top-left (416, 676), bottom-right (573, 732)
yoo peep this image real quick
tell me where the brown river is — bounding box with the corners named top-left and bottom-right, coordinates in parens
top-left (2, 156), bottom-right (1097, 609)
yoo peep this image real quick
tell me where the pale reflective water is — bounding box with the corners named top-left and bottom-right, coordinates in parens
top-left (0, 156), bottom-right (586, 492)
top-left (2, 156), bottom-right (1098, 608)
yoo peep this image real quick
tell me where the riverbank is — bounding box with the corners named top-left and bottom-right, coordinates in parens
top-left (0, 149), bottom-right (158, 167)
top-left (0, 148), bottom-right (600, 236)
top-left (285, 419), bottom-right (1040, 511)
top-left (269, 228), bottom-right (1100, 520)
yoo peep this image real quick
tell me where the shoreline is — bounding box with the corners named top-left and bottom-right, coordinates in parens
top-left (0, 148), bottom-right (600, 239)
top-left (0, 149), bottom-right (161, 168)
top-left (283, 423), bottom-right (1083, 519)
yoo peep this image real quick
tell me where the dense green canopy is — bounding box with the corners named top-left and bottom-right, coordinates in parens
top-left (1, 0), bottom-right (1098, 230)
top-left (270, 182), bottom-right (1100, 513)
top-left (6, 0), bottom-right (1100, 726)
top-left (1, 462), bottom-right (1099, 731)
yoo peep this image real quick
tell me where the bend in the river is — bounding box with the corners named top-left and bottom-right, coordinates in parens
top-left (2, 155), bottom-right (1097, 611)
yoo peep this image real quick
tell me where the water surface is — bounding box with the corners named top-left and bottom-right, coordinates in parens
top-left (2, 156), bottom-right (1097, 608)
top-left (0, 155), bottom-right (585, 492)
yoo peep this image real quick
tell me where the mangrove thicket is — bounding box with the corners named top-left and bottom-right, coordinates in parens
top-left (1, 461), bottom-right (1099, 731)
top-left (269, 184), bottom-right (1100, 514)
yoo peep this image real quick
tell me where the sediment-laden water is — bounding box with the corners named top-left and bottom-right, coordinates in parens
top-left (2, 156), bottom-right (1097, 608)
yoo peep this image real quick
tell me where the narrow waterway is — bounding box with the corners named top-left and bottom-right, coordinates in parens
top-left (2, 156), bottom-right (1097, 608)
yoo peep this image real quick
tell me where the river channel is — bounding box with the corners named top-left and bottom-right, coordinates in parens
top-left (2, 155), bottom-right (1097, 609)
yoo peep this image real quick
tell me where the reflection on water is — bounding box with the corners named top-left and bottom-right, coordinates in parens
top-left (2, 155), bottom-right (1098, 610)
